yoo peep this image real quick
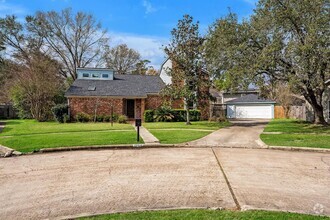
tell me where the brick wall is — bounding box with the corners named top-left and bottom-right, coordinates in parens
top-left (145, 95), bottom-right (163, 110)
top-left (69, 97), bottom-right (123, 118)
top-left (135, 99), bottom-right (142, 119)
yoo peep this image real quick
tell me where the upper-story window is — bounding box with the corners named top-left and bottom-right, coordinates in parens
top-left (82, 73), bottom-right (89, 78)
top-left (102, 74), bottom-right (109, 78)
top-left (92, 73), bottom-right (100, 78)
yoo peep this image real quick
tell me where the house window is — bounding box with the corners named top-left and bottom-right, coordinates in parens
top-left (92, 73), bottom-right (100, 78)
top-left (82, 73), bottom-right (89, 78)
top-left (102, 73), bottom-right (109, 78)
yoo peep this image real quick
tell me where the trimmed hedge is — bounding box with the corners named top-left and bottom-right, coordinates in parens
top-left (144, 109), bottom-right (201, 122)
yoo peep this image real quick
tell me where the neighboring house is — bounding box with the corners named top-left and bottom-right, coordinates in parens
top-left (226, 94), bottom-right (276, 119)
top-left (210, 89), bottom-right (259, 104)
top-left (65, 68), bottom-right (166, 120)
top-left (159, 58), bottom-right (172, 85)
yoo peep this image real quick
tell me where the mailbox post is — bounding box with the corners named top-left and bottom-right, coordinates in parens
top-left (135, 119), bottom-right (142, 142)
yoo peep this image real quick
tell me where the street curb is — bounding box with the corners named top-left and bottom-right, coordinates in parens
top-left (39, 144), bottom-right (176, 153)
top-left (2, 143), bottom-right (329, 157)
top-left (267, 146), bottom-right (330, 153)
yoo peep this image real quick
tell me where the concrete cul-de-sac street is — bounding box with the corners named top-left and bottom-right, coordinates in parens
top-left (0, 147), bottom-right (329, 219)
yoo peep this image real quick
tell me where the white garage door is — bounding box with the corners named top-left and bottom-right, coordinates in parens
top-left (228, 105), bottom-right (273, 119)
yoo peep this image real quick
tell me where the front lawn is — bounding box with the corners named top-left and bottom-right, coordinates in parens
top-left (263, 119), bottom-right (330, 134)
top-left (144, 121), bottom-right (231, 130)
top-left (79, 209), bottom-right (329, 220)
top-left (261, 119), bottom-right (330, 148)
top-left (0, 120), bottom-right (140, 153)
top-left (144, 121), bottom-right (230, 144)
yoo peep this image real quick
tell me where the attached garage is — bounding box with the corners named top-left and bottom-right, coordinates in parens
top-left (226, 94), bottom-right (276, 119)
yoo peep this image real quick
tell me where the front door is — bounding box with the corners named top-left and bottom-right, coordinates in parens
top-left (126, 99), bottom-right (135, 119)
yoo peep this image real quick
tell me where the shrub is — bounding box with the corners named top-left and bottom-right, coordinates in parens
top-left (76, 112), bottom-right (91, 122)
top-left (171, 109), bottom-right (201, 122)
top-left (118, 115), bottom-right (128, 124)
top-left (189, 109), bottom-right (201, 121)
top-left (153, 106), bottom-right (174, 122)
top-left (104, 114), bottom-right (119, 122)
top-left (148, 108), bottom-right (202, 122)
top-left (104, 115), bottom-right (111, 122)
top-left (63, 114), bottom-right (70, 123)
top-left (51, 104), bottom-right (68, 123)
top-left (144, 110), bottom-right (154, 122)
top-left (96, 115), bottom-right (104, 122)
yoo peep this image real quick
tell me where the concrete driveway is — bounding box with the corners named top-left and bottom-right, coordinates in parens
top-left (0, 148), bottom-right (329, 219)
top-left (186, 119), bottom-right (269, 147)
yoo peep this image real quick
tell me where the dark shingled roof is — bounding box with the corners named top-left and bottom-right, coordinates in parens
top-left (65, 74), bottom-right (166, 98)
top-left (226, 94), bottom-right (276, 104)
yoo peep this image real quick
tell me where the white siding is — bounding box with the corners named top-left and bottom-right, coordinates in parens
top-left (159, 59), bottom-right (172, 85)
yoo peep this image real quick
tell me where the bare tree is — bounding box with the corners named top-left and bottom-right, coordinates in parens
top-left (104, 44), bottom-right (141, 74)
top-left (10, 52), bottom-right (64, 121)
top-left (27, 8), bottom-right (108, 79)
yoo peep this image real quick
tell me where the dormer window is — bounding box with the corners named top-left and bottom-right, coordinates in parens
top-left (77, 68), bottom-right (114, 80)
top-left (92, 73), bottom-right (100, 78)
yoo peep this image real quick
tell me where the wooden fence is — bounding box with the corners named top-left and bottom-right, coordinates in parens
top-left (274, 105), bottom-right (306, 120)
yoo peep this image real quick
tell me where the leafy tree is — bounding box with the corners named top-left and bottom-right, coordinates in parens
top-left (132, 59), bottom-right (151, 75)
top-left (205, 0), bottom-right (329, 124)
top-left (104, 44), bottom-right (141, 74)
top-left (146, 66), bottom-right (158, 75)
top-left (26, 8), bottom-right (108, 79)
top-left (164, 15), bottom-right (207, 124)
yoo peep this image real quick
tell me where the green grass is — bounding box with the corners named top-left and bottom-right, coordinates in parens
top-left (79, 209), bottom-right (329, 220)
top-left (144, 121), bottom-right (230, 130)
top-left (0, 120), bottom-right (134, 136)
top-left (144, 121), bottom-right (230, 144)
top-left (261, 119), bottom-right (330, 148)
top-left (0, 120), bottom-right (140, 152)
top-left (261, 133), bottom-right (330, 149)
top-left (150, 130), bottom-right (212, 144)
top-left (263, 119), bottom-right (330, 134)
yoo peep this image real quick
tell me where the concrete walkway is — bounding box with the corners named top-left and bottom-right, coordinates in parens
top-left (0, 148), bottom-right (329, 219)
top-left (130, 122), bottom-right (159, 144)
top-left (186, 119), bottom-right (269, 148)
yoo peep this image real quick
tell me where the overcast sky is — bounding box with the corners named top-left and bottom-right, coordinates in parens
top-left (0, 0), bottom-right (257, 69)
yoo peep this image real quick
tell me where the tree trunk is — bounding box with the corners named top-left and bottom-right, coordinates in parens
top-left (312, 104), bottom-right (327, 125)
top-left (303, 88), bottom-right (327, 125)
top-left (184, 100), bottom-right (191, 125)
